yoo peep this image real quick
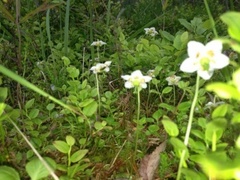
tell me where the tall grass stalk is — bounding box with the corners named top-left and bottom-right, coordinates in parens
top-left (106, 0), bottom-right (111, 28)
top-left (64, 0), bottom-right (70, 56)
top-left (203, 0), bottom-right (218, 38)
top-left (8, 117), bottom-right (59, 180)
top-left (46, 9), bottom-right (51, 45)
top-left (88, 0), bottom-right (95, 61)
top-left (0, 65), bottom-right (85, 117)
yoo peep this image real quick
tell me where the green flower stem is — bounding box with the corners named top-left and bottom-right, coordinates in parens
top-left (173, 85), bottom-right (176, 106)
top-left (95, 73), bottom-right (101, 116)
top-left (212, 131), bottom-right (217, 151)
top-left (177, 74), bottom-right (200, 180)
top-left (204, 0), bottom-right (218, 38)
top-left (134, 87), bottom-right (141, 161)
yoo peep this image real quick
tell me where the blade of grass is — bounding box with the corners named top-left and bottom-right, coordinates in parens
top-left (0, 65), bottom-right (85, 117)
top-left (64, 0), bottom-right (70, 56)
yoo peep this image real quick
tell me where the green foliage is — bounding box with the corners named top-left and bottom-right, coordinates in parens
top-left (1, 0), bottom-right (240, 179)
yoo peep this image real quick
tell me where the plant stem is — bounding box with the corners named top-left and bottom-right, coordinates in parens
top-left (96, 73), bottom-right (101, 116)
top-left (64, 0), bottom-right (70, 56)
top-left (203, 0), bottom-right (218, 38)
top-left (134, 87), bottom-right (141, 161)
top-left (177, 74), bottom-right (200, 180)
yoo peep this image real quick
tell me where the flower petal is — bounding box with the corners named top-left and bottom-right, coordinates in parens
top-left (125, 81), bottom-right (134, 89)
top-left (180, 58), bottom-right (198, 73)
top-left (121, 75), bottom-right (130, 80)
top-left (197, 70), bottom-right (213, 80)
top-left (211, 54), bottom-right (229, 69)
top-left (206, 40), bottom-right (223, 53)
top-left (141, 83), bottom-right (147, 89)
top-left (187, 41), bottom-right (205, 58)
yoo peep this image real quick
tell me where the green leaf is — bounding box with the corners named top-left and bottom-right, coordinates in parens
top-left (62, 56), bottom-right (70, 66)
top-left (29, 109), bottom-right (39, 119)
top-left (136, 44), bottom-right (143, 52)
top-left (53, 141), bottom-right (70, 153)
top-left (46, 103), bottom-right (55, 111)
top-left (206, 82), bottom-right (240, 101)
top-left (169, 137), bottom-right (189, 159)
top-left (205, 118), bottom-right (227, 142)
top-left (179, 18), bottom-right (193, 31)
top-left (233, 68), bottom-right (240, 91)
top-left (221, 11), bottom-right (240, 41)
top-left (152, 109), bottom-right (163, 120)
top-left (211, 104), bottom-right (229, 119)
top-left (0, 166), bottom-right (20, 180)
top-left (0, 87), bottom-right (8, 102)
top-left (66, 135), bottom-right (75, 146)
top-left (231, 112), bottom-right (240, 124)
top-left (25, 98), bottom-right (35, 109)
top-left (162, 87), bottom-right (172, 94)
top-left (70, 149), bottom-right (88, 163)
top-left (162, 116), bottom-right (179, 137)
top-left (159, 30), bottom-right (174, 41)
top-left (148, 124), bottom-right (159, 133)
top-left (26, 157), bottom-right (56, 180)
top-left (94, 121), bottom-right (107, 131)
top-left (83, 101), bottom-right (98, 117)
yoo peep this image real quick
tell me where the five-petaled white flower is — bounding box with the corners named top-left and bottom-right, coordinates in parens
top-left (144, 27), bottom-right (158, 37)
top-left (91, 40), bottom-right (107, 47)
top-left (90, 61), bottom-right (112, 74)
top-left (180, 40), bottom-right (229, 80)
top-left (166, 75), bottom-right (181, 85)
top-left (121, 70), bottom-right (152, 89)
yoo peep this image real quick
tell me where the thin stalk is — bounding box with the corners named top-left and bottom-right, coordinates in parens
top-left (64, 0), bottom-right (70, 56)
top-left (212, 131), bottom-right (216, 151)
top-left (177, 74), bottom-right (200, 180)
top-left (173, 85), bottom-right (176, 106)
top-left (134, 87), bottom-right (141, 161)
top-left (203, 0), bottom-right (218, 38)
top-left (46, 9), bottom-right (51, 45)
top-left (95, 73), bottom-right (101, 116)
top-left (8, 118), bottom-right (59, 180)
top-left (88, 0), bottom-right (95, 61)
top-left (0, 65), bottom-right (86, 117)
top-left (106, 0), bottom-right (111, 28)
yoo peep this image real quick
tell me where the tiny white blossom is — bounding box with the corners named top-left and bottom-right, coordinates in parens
top-left (144, 27), bottom-right (158, 37)
top-left (205, 101), bottom-right (225, 109)
top-left (166, 75), bottom-right (181, 85)
top-left (147, 70), bottom-right (155, 78)
top-left (91, 40), bottom-right (107, 47)
top-left (180, 40), bottom-right (229, 80)
top-left (121, 70), bottom-right (152, 89)
top-left (90, 61), bottom-right (112, 74)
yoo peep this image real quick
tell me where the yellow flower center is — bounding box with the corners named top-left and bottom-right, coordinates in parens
top-left (200, 57), bottom-right (210, 71)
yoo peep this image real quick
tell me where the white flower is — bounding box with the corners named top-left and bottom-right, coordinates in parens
top-left (205, 101), bottom-right (225, 109)
top-left (180, 40), bottom-right (229, 80)
top-left (147, 70), bottom-right (155, 78)
top-left (90, 61), bottom-right (112, 74)
top-left (121, 70), bottom-right (152, 89)
top-left (166, 75), bottom-right (181, 85)
top-left (144, 27), bottom-right (158, 37)
top-left (91, 40), bottom-right (107, 47)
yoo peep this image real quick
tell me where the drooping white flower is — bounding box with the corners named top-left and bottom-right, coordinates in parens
top-left (91, 40), bottom-right (107, 47)
top-left (121, 70), bottom-right (152, 89)
top-left (90, 61), bottom-right (112, 74)
top-left (144, 27), bottom-right (158, 37)
top-left (166, 75), bottom-right (181, 85)
top-left (180, 40), bottom-right (229, 80)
